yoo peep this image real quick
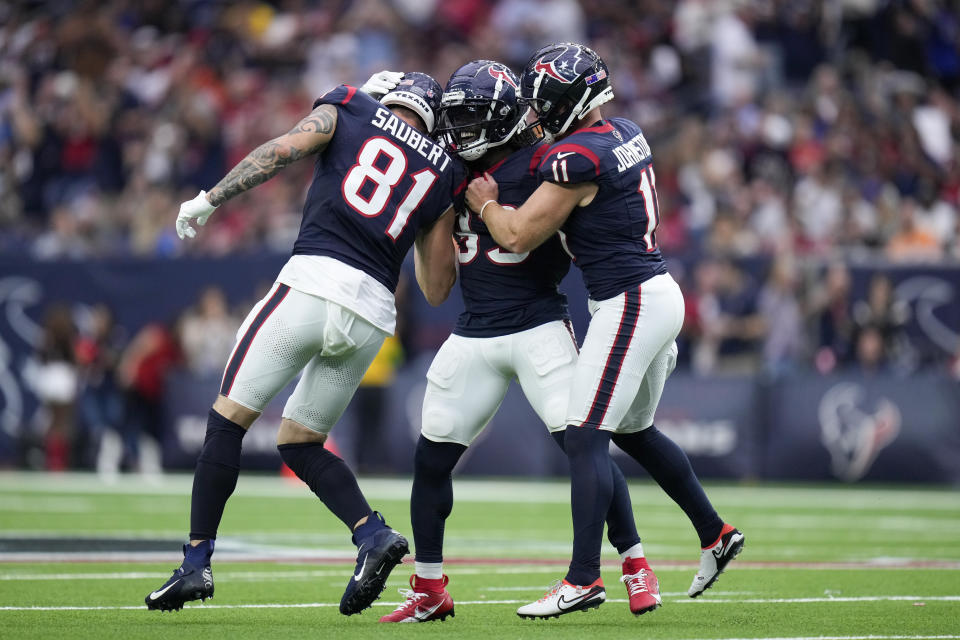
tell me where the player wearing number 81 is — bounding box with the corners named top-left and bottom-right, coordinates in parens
top-left (146, 71), bottom-right (462, 616)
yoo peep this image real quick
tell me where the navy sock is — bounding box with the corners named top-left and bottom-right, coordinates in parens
top-left (564, 425), bottom-right (613, 586)
top-left (552, 431), bottom-right (640, 554)
top-left (189, 409), bottom-right (247, 541)
top-left (351, 512), bottom-right (388, 543)
top-left (411, 435), bottom-right (466, 563)
top-left (184, 539), bottom-right (214, 567)
top-left (613, 426), bottom-right (724, 547)
top-left (278, 442), bottom-right (373, 532)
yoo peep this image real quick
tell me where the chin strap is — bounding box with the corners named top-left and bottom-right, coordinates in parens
top-left (555, 88), bottom-right (593, 137)
top-left (579, 86), bottom-right (614, 120)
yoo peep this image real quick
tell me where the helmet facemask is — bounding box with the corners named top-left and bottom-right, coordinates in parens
top-left (529, 78), bottom-right (613, 138)
top-left (437, 61), bottom-right (528, 162)
top-left (437, 97), bottom-right (522, 161)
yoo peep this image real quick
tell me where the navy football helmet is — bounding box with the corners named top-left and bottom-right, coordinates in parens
top-left (520, 42), bottom-right (614, 138)
top-left (381, 72), bottom-right (443, 134)
top-left (436, 60), bottom-right (536, 162)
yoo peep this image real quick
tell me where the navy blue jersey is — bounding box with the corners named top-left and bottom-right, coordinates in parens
top-left (294, 85), bottom-right (464, 292)
top-left (454, 143), bottom-right (571, 337)
top-left (539, 118), bottom-right (667, 301)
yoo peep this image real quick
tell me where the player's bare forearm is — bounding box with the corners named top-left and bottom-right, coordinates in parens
top-left (467, 176), bottom-right (591, 253)
top-left (207, 105), bottom-right (338, 206)
top-left (415, 208), bottom-right (457, 306)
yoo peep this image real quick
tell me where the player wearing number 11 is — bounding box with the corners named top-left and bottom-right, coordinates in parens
top-left (466, 43), bottom-right (744, 619)
top-left (145, 71), bottom-right (462, 616)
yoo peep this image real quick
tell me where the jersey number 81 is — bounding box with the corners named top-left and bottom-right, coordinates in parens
top-left (341, 137), bottom-right (438, 240)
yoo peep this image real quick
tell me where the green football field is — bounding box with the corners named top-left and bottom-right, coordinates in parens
top-left (1, 472), bottom-right (958, 639)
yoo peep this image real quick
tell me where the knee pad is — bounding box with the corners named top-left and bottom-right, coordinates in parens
top-left (420, 406), bottom-right (466, 443)
top-left (541, 393), bottom-right (569, 431)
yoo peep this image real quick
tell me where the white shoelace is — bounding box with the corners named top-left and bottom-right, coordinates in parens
top-left (395, 588), bottom-right (427, 608)
top-left (536, 579), bottom-right (564, 602)
top-left (621, 569), bottom-right (649, 596)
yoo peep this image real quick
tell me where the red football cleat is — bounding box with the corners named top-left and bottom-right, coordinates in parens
top-left (620, 557), bottom-right (662, 615)
top-left (379, 574), bottom-right (454, 623)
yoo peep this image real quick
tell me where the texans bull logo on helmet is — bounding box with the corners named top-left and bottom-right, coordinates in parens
top-left (488, 66), bottom-right (518, 88)
top-left (533, 57), bottom-right (567, 82)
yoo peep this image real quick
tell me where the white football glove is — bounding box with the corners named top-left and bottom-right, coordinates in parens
top-left (359, 70), bottom-right (404, 99)
top-left (175, 190), bottom-right (217, 240)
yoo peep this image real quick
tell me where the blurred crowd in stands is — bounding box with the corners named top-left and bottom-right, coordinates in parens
top-left (6, 1), bottom-right (960, 471)
top-left (1, 0), bottom-right (958, 259)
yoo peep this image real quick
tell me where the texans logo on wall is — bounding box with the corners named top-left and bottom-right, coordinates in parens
top-left (818, 382), bottom-right (901, 482)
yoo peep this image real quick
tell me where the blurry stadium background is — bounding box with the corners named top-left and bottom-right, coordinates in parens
top-left (1, 0), bottom-right (959, 486)
top-left (2, 2), bottom-right (960, 638)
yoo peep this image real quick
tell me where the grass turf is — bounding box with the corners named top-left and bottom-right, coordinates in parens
top-left (1, 472), bottom-right (958, 639)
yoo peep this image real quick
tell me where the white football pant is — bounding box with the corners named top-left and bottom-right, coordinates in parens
top-left (566, 272), bottom-right (683, 433)
top-left (220, 283), bottom-right (388, 434)
top-left (421, 320), bottom-right (580, 446)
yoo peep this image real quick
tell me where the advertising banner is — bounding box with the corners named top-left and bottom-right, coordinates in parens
top-left (765, 374), bottom-right (960, 483)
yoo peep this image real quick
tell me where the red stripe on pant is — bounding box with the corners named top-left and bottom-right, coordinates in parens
top-left (220, 284), bottom-right (291, 397)
top-left (581, 285), bottom-right (642, 428)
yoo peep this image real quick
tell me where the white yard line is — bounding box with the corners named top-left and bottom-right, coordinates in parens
top-left (1, 596), bottom-right (959, 612)
top-left (1, 473), bottom-right (958, 511)
top-left (677, 596), bottom-right (960, 604)
top-left (1, 556), bottom-right (959, 569)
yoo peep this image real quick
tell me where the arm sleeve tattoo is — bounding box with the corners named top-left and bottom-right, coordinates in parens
top-left (206, 105), bottom-right (337, 207)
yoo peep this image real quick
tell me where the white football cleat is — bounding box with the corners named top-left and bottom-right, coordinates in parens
top-left (688, 523), bottom-right (745, 597)
top-left (517, 578), bottom-right (605, 619)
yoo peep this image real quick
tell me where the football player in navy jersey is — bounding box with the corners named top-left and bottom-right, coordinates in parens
top-left (379, 60), bottom-right (661, 623)
top-left (145, 71), bottom-right (462, 616)
top-left (466, 44), bottom-right (745, 619)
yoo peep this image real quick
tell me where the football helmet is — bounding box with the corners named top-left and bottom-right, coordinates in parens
top-left (520, 42), bottom-right (614, 138)
top-left (436, 60), bottom-right (535, 162)
top-left (381, 72), bottom-right (443, 135)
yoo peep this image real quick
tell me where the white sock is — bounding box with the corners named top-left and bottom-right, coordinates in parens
top-left (620, 542), bottom-right (645, 562)
top-left (415, 562), bottom-right (443, 580)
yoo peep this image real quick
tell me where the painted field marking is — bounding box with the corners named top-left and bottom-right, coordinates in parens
top-left (1, 596), bottom-right (960, 612)
top-left (2, 557), bottom-right (960, 572)
top-left (1, 473), bottom-right (958, 512)
top-left (678, 596), bottom-right (960, 604)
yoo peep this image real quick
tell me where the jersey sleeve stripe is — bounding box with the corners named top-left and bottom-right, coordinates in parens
top-left (453, 177), bottom-right (468, 196)
top-left (542, 143), bottom-right (601, 175)
top-left (486, 155), bottom-right (509, 175)
top-left (529, 144), bottom-right (551, 174)
top-left (341, 85), bottom-right (357, 104)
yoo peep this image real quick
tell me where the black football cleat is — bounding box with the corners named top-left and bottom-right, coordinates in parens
top-left (145, 542), bottom-right (215, 611)
top-left (339, 513), bottom-right (409, 615)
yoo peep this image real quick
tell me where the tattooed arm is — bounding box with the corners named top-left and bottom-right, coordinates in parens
top-left (206, 104), bottom-right (338, 206)
top-left (175, 105), bottom-right (338, 240)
